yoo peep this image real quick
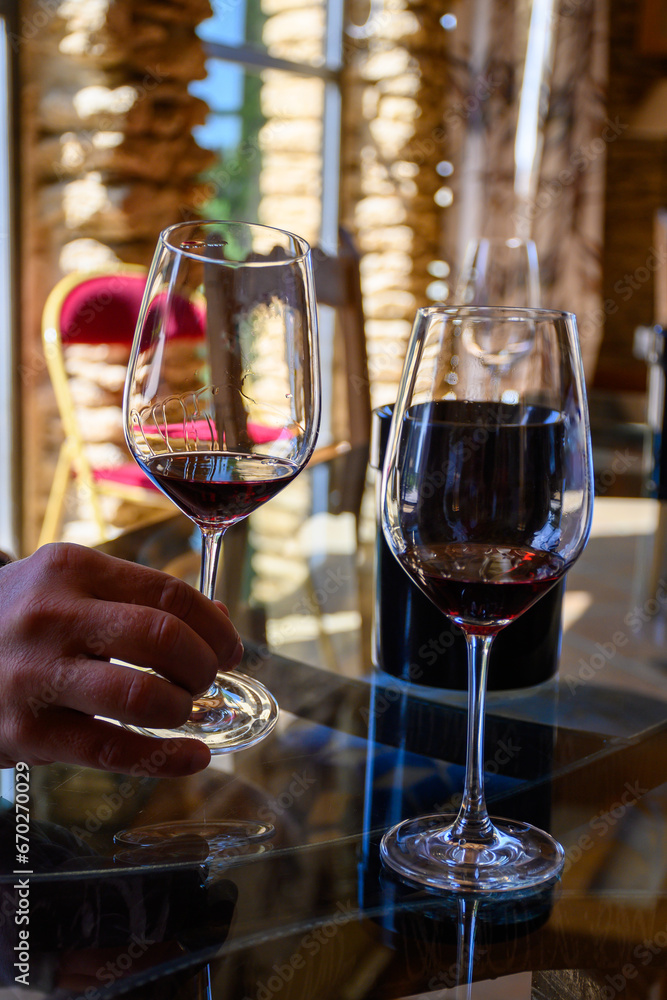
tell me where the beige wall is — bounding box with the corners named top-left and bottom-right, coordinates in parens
top-left (18, 0), bottom-right (213, 551)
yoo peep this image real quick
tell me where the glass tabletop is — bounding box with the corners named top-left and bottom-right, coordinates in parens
top-left (5, 447), bottom-right (667, 999)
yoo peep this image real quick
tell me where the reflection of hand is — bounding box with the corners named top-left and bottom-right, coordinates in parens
top-left (0, 543), bottom-right (243, 774)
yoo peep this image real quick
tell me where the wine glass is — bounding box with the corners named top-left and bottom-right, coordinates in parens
top-left (123, 220), bottom-right (321, 753)
top-left (455, 237), bottom-right (541, 307)
top-left (380, 306), bottom-right (593, 892)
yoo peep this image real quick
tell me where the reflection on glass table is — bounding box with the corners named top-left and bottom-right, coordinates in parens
top-left (6, 447), bottom-right (667, 999)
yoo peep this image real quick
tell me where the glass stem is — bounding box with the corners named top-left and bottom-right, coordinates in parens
top-left (451, 633), bottom-right (495, 844)
top-left (454, 896), bottom-right (479, 999)
top-left (199, 527), bottom-right (225, 699)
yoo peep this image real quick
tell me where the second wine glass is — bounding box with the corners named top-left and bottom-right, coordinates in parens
top-left (455, 237), bottom-right (541, 308)
top-left (380, 306), bottom-right (593, 892)
top-left (123, 220), bottom-right (321, 753)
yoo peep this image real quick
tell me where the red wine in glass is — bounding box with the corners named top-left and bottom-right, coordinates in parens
top-left (400, 541), bottom-right (566, 636)
top-left (144, 452), bottom-right (299, 527)
top-left (394, 398), bottom-right (567, 632)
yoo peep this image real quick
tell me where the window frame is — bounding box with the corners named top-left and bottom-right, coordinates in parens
top-left (201, 0), bottom-right (345, 442)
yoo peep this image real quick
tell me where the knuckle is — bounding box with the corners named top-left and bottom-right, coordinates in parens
top-left (1, 712), bottom-right (24, 752)
top-left (37, 541), bottom-right (87, 577)
top-left (150, 610), bottom-right (183, 653)
top-left (155, 575), bottom-right (195, 621)
top-left (196, 658), bottom-right (218, 692)
top-left (96, 731), bottom-right (128, 772)
top-left (13, 593), bottom-right (49, 634)
top-left (0, 711), bottom-right (45, 767)
top-left (118, 668), bottom-right (151, 719)
top-left (12, 591), bottom-right (72, 647)
top-left (37, 660), bottom-right (70, 703)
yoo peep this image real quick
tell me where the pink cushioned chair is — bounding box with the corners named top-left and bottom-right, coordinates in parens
top-left (39, 265), bottom-right (205, 544)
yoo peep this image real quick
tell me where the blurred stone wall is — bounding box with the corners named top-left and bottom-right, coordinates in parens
top-left (19, 0), bottom-right (214, 550)
top-left (340, 0), bottom-right (608, 403)
top-left (340, 0), bottom-right (449, 408)
top-left (597, 0), bottom-right (667, 392)
top-left (442, 0), bottom-right (608, 378)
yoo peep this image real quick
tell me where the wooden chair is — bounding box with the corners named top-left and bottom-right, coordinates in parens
top-left (310, 228), bottom-right (372, 454)
top-left (300, 228), bottom-right (372, 529)
top-left (39, 266), bottom-right (185, 545)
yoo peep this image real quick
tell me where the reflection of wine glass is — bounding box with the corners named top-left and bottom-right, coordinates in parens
top-left (113, 820), bottom-right (274, 873)
top-left (455, 239), bottom-right (541, 398)
top-left (455, 237), bottom-right (541, 307)
top-left (380, 306), bottom-right (593, 892)
top-left (123, 220), bottom-right (321, 753)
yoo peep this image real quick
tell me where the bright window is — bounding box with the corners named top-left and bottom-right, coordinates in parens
top-left (191, 0), bottom-right (343, 250)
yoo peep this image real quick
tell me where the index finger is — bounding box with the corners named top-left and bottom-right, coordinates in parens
top-left (81, 549), bottom-right (241, 666)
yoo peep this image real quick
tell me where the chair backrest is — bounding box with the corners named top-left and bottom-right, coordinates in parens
top-left (44, 265), bottom-right (149, 348)
top-left (47, 266), bottom-right (206, 348)
top-left (311, 228), bottom-right (371, 449)
top-left (41, 267), bottom-right (149, 454)
top-left (58, 271), bottom-right (148, 346)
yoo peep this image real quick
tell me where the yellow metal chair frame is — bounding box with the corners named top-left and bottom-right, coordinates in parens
top-left (39, 266), bottom-right (171, 546)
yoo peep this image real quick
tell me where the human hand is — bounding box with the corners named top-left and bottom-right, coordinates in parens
top-left (0, 543), bottom-right (244, 774)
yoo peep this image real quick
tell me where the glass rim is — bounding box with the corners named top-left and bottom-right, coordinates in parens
top-left (416, 305), bottom-right (576, 323)
top-left (160, 219), bottom-right (312, 266)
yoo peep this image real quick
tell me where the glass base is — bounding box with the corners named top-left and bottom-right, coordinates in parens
top-left (113, 819), bottom-right (275, 868)
top-left (124, 671), bottom-right (279, 753)
top-left (381, 813), bottom-right (564, 893)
